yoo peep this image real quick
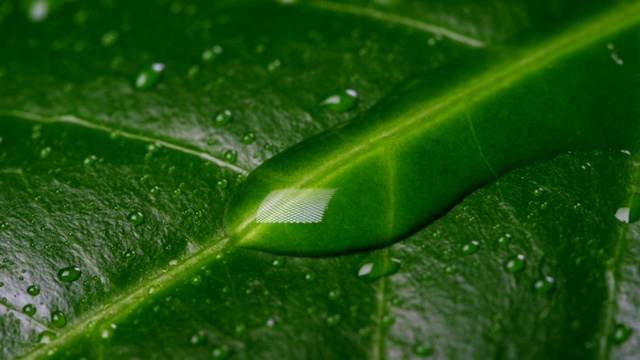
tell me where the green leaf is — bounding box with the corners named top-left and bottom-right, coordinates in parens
top-left (1, 0), bottom-right (640, 359)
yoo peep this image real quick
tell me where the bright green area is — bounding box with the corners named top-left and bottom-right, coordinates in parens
top-left (0, 0), bottom-right (639, 359)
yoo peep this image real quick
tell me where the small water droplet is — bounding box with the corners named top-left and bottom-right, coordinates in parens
top-left (223, 150), bottom-right (237, 163)
top-left (38, 330), bottom-right (57, 344)
top-left (534, 276), bottom-right (555, 293)
top-left (134, 63), bottom-right (165, 90)
top-left (241, 132), bottom-right (256, 144)
top-left (173, 188), bottom-right (182, 196)
top-left (0, 222), bottom-right (8, 230)
top-left (304, 271), bottom-right (317, 282)
top-left (83, 155), bottom-right (97, 166)
top-left (272, 257), bottom-right (286, 268)
top-left (190, 330), bottom-right (205, 345)
top-left (504, 254), bottom-right (525, 273)
top-left (267, 59), bottom-right (281, 72)
top-left (356, 254), bottom-right (401, 281)
top-left (213, 109), bottom-right (233, 127)
top-left (127, 210), bottom-right (144, 226)
top-left (27, 285), bottom-right (40, 296)
top-left (216, 179), bottom-right (228, 189)
top-left (39, 146), bottom-right (52, 159)
top-left (211, 344), bottom-right (230, 360)
top-left (124, 250), bottom-right (137, 262)
top-left (191, 275), bottom-right (202, 286)
top-left (320, 89), bottom-right (359, 112)
top-left (101, 30), bottom-right (119, 47)
top-left (413, 342), bottom-right (434, 357)
top-left (57, 266), bottom-right (82, 282)
top-left (100, 323), bottom-right (117, 340)
top-left (613, 323), bottom-right (633, 344)
top-left (461, 240), bottom-right (479, 255)
top-left (22, 304), bottom-right (36, 316)
top-left (326, 314), bottom-right (341, 327)
top-left (444, 265), bottom-right (457, 274)
top-left (202, 45), bottom-right (223, 63)
top-left (149, 186), bottom-right (160, 195)
top-left (328, 290), bottom-right (341, 300)
top-left (497, 233), bottom-right (512, 246)
top-left (234, 323), bottom-right (246, 335)
top-left (382, 314), bottom-right (395, 326)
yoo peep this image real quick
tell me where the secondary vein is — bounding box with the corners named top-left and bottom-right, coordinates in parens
top-left (0, 110), bottom-right (250, 176)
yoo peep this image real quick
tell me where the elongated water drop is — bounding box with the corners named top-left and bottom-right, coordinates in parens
top-left (356, 254), bottom-right (401, 281)
top-left (320, 89), bottom-right (359, 112)
top-left (57, 266), bottom-right (81, 282)
top-left (134, 63), bottom-right (165, 90)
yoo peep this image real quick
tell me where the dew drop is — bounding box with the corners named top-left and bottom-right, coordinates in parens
top-left (173, 188), bottom-right (182, 196)
top-left (271, 257), bottom-right (286, 268)
top-left (328, 290), bottom-right (341, 300)
top-left (534, 276), bottom-right (555, 293)
top-left (124, 249), bottom-right (137, 262)
top-left (57, 266), bottom-right (82, 282)
top-left (304, 271), bottom-right (317, 282)
top-left (613, 323), bottom-right (633, 344)
top-left (50, 310), bottom-right (67, 328)
top-left (213, 109), bottom-right (233, 127)
top-left (326, 314), bottom-right (341, 327)
top-left (223, 150), bottom-right (238, 163)
top-left (101, 30), bottom-right (119, 47)
top-left (497, 233), bottom-right (512, 246)
top-left (149, 186), bottom-right (160, 195)
top-left (202, 45), bottom-right (223, 63)
top-left (320, 89), bottom-right (359, 112)
top-left (356, 254), bottom-right (401, 281)
top-left (191, 275), bottom-right (202, 286)
top-left (127, 210), bottom-right (145, 226)
top-left (216, 179), bottom-right (228, 189)
top-left (413, 342), bottom-right (434, 357)
top-left (461, 240), bottom-right (479, 255)
top-left (211, 344), bottom-right (230, 360)
top-left (267, 59), bottom-right (281, 72)
top-left (39, 146), bottom-right (52, 159)
top-left (504, 254), bottom-right (525, 273)
top-left (0, 222), bottom-right (8, 230)
top-left (38, 330), bottom-right (57, 344)
top-left (134, 63), bottom-right (165, 90)
top-left (190, 330), bottom-right (205, 345)
top-left (83, 155), bottom-right (97, 166)
top-left (27, 285), bottom-right (40, 296)
top-left (241, 132), bottom-right (256, 144)
top-left (22, 304), bottom-right (36, 316)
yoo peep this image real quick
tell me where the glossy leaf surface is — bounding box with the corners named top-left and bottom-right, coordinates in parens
top-left (0, 0), bottom-right (639, 359)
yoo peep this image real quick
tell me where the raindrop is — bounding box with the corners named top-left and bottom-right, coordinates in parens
top-left (213, 109), bottom-right (233, 127)
top-left (534, 276), bottom-right (555, 293)
top-left (271, 257), bottom-right (286, 268)
top-left (27, 285), bottom-right (40, 296)
top-left (413, 342), bottom-right (434, 357)
top-left (504, 254), bottom-right (525, 273)
top-left (124, 250), bottom-right (137, 262)
top-left (304, 271), bottom-right (317, 282)
top-left (326, 314), bottom-right (341, 327)
top-left (202, 45), bottom-right (223, 63)
top-left (39, 146), bottom-right (52, 159)
top-left (613, 323), bottom-right (633, 344)
top-left (127, 210), bottom-right (145, 226)
top-left (38, 331), bottom-right (57, 344)
top-left (461, 240), bottom-right (479, 255)
top-left (23, 304), bottom-right (36, 316)
top-left (134, 63), bottom-right (165, 90)
top-left (211, 345), bottom-right (230, 360)
top-left (216, 179), bottom-right (228, 189)
top-left (320, 89), bottom-right (359, 112)
top-left (241, 132), bottom-right (256, 144)
top-left (57, 266), bottom-right (82, 282)
top-left (356, 254), bottom-right (401, 281)
top-left (223, 150), bottom-right (238, 163)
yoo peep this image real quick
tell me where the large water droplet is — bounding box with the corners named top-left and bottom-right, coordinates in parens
top-left (57, 266), bottom-right (81, 282)
top-left (134, 63), bottom-right (165, 90)
top-left (504, 254), bottom-right (525, 273)
top-left (127, 210), bottom-right (145, 226)
top-left (22, 304), bottom-right (36, 316)
top-left (51, 310), bottom-right (67, 328)
top-left (356, 254), bottom-right (401, 281)
top-left (320, 89), bottom-right (359, 112)
top-left (38, 330), bottom-right (57, 344)
top-left (213, 109), bottom-right (233, 127)
top-left (27, 285), bottom-right (40, 296)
